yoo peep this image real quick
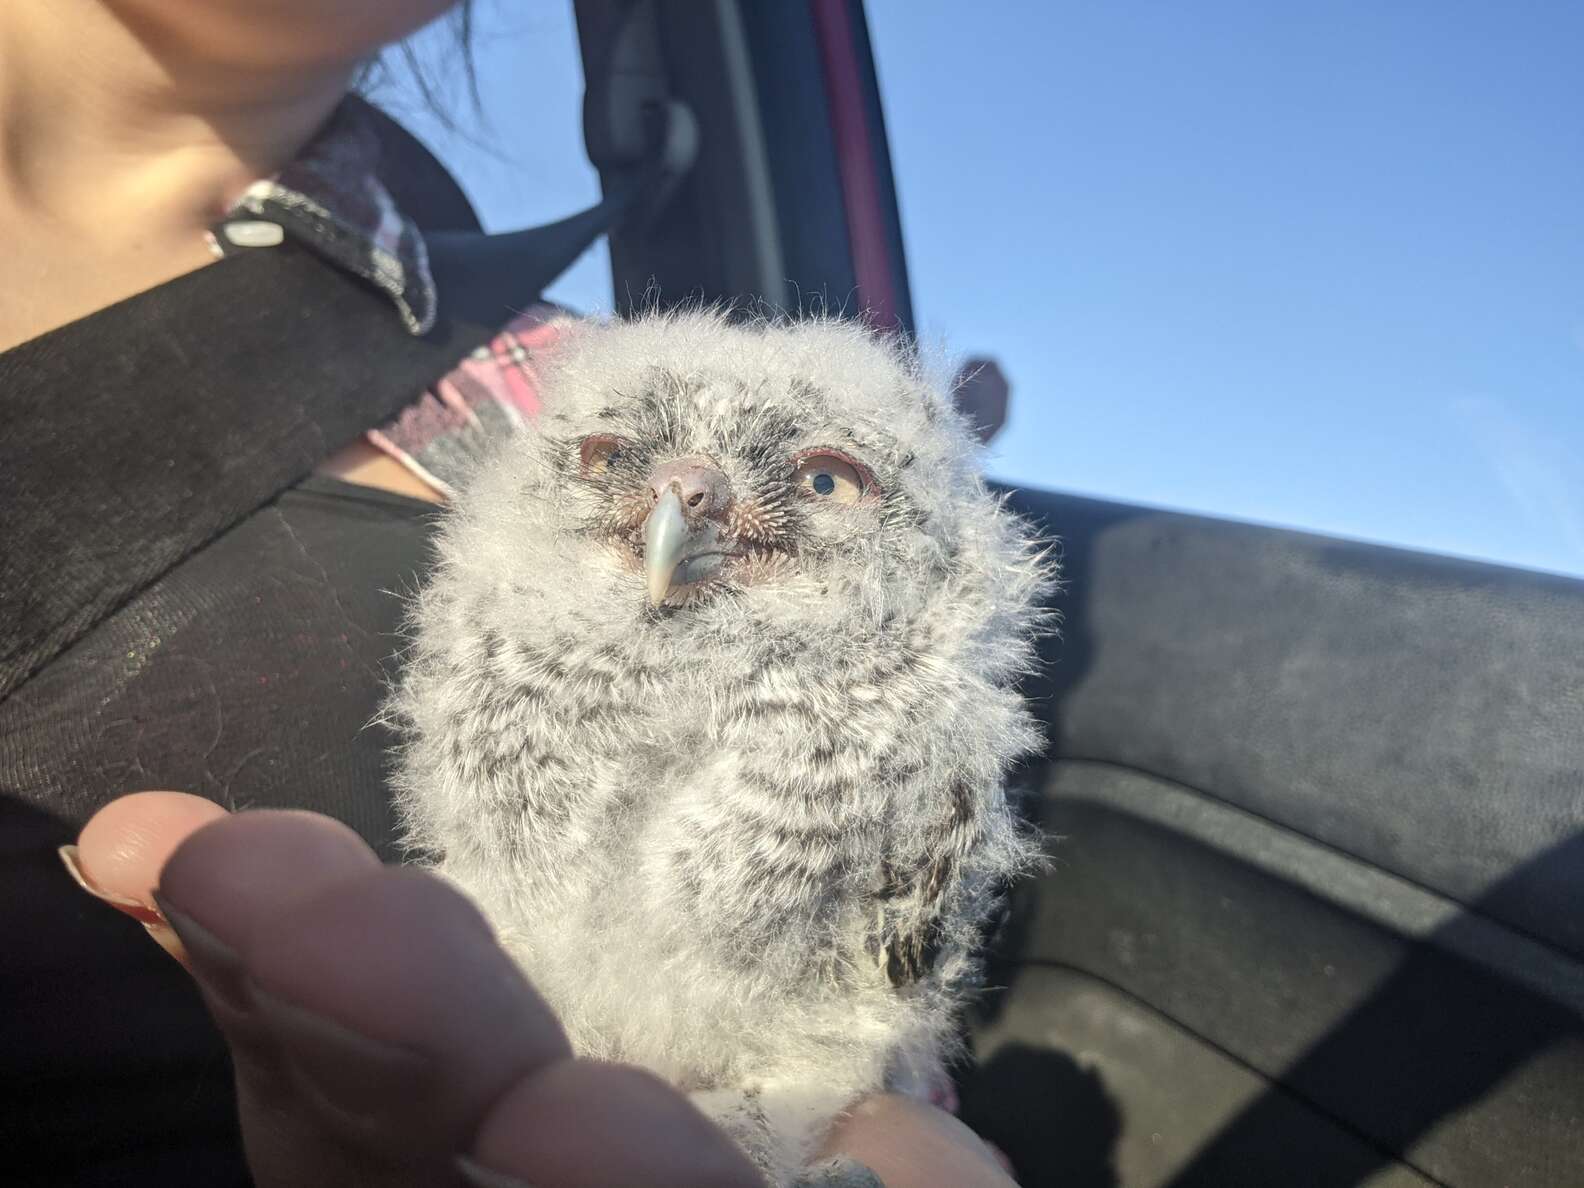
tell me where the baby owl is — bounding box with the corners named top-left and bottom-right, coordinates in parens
top-left (388, 311), bottom-right (1054, 1186)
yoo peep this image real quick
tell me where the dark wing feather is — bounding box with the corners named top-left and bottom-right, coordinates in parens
top-left (877, 778), bottom-right (980, 986)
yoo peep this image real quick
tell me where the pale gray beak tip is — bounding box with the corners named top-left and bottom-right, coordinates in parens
top-left (644, 488), bottom-right (688, 606)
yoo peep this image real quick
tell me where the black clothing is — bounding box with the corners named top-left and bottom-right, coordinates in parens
top-left (0, 127), bottom-right (502, 1185)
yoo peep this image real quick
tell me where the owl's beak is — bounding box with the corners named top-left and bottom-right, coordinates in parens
top-left (642, 460), bottom-right (734, 606)
top-left (644, 487), bottom-right (689, 605)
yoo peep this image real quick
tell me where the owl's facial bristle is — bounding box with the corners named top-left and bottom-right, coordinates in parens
top-left (731, 548), bottom-right (793, 586)
top-left (727, 489), bottom-right (794, 547)
top-left (610, 487), bottom-right (654, 534)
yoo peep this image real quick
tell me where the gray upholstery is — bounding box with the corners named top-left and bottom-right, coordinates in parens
top-left (960, 488), bottom-right (1584, 1187)
top-left (966, 966), bottom-right (1438, 1188)
top-left (1009, 489), bottom-right (1584, 956)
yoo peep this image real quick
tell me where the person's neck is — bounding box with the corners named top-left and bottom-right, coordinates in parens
top-left (0, 1), bottom-right (361, 349)
top-left (0, 2), bottom-right (351, 245)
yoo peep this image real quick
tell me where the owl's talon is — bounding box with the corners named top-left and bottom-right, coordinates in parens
top-left (794, 1155), bottom-right (885, 1188)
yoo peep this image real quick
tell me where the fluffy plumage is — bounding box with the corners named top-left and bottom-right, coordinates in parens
top-left (387, 311), bottom-right (1055, 1184)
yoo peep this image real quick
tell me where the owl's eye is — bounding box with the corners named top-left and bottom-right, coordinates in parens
top-left (791, 451), bottom-right (873, 504)
top-left (579, 435), bottom-right (629, 476)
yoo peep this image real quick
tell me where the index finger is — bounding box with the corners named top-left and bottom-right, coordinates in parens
top-left (60, 791), bottom-right (230, 948)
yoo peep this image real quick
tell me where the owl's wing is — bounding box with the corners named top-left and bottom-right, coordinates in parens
top-left (879, 868), bottom-right (949, 986)
top-left (876, 777), bottom-right (982, 987)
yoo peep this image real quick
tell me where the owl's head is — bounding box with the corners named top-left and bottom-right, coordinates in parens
top-left (448, 311), bottom-right (1051, 674)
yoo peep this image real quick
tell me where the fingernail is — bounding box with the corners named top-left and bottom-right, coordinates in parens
top-left (456, 1155), bottom-right (538, 1188)
top-left (58, 845), bottom-right (164, 925)
top-left (251, 988), bottom-right (433, 1111)
top-left (150, 891), bottom-right (252, 1012)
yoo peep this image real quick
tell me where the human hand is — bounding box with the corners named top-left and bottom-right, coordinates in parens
top-left (63, 793), bottom-right (760, 1188)
top-left (64, 793), bottom-right (1017, 1187)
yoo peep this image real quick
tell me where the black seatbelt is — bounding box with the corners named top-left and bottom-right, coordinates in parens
top-left (427, 173), bottom-right (652, 327)
top-left (0, 178), bottom-right (649, 704)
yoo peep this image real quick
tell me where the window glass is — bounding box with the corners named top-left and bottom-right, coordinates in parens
top-left (869, 2), bottom-right (1584, 578)
top-left (372, 4), bottom-right (612, 314)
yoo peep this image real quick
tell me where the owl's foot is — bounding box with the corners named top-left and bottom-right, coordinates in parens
top-left (793, 1155), bottom-right (885, 1188)
top-left (689, 1084), bottom-right (884, 1187)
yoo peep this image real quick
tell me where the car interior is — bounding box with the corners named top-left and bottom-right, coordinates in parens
top-left (386, 2), bottom-right (1584, 1184)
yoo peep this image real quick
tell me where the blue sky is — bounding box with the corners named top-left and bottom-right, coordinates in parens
top-left (384, 2), bottom-right (1584, 578)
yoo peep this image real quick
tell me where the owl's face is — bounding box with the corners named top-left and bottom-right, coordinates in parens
top-left (554, 377), bottom-right (900, 610)
top-left (457, 313), bottom-right (1040, 666)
